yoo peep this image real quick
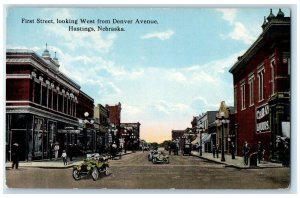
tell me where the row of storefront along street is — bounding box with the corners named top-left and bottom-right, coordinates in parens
top-left (5, 46), bottom-right (141, 162)
top-left (5, 9), bottom-right (290, 165)
top-left (171, 9), bottom-right (290, 165)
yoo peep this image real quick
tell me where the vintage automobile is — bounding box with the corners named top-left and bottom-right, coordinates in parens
top-left (152, 151), bottom-right (169, 164)
top-left (148, 149), bottom-right (158, 161)
top-left (110, 146), bottom-right (122, 160)
top-left (72, 153), bottom-right (109, 181)
top-left (182, 143), bottom-right (192, 156)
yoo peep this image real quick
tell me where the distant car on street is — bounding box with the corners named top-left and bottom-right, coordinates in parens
top-left (152, 151), bottom-right (169, 164)
top-left (183, 143), bottom-right (192, 156)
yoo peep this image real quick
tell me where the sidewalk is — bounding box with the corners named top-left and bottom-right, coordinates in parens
top-left (191, 151), bottom-right (283, 169)
top-left (5, 151), bottom-right (132, 169)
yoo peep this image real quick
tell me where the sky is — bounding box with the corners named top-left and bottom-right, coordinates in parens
top-left (5, 6), bottom-right (291, 143)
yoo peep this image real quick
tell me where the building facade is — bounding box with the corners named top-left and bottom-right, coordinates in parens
top-left (94, 104), bottom-right (109, 153)
top-left (229, 9), bottom-right (290, 161)
top-left (106, 102), bottom-right (122, 145)
top-left (6, 47), bottom-right (94, 161)
top-left (197, 111), bottom-right (219, 152)
top-left (120, 122), bottom-right (141, 151)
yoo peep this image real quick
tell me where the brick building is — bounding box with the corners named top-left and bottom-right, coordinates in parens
top-left (120, 122), bottom-right (141, 151)
top-left (6, 47), bottom-right (94, 161)
top-left (229, 9), bottom-right (290, 161)
top-left (106, 102), bottom-right (122, 144)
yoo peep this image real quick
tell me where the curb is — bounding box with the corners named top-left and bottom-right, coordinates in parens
top-left (190, 152), bottom-right (283, 169)
top-left (5, 152), bottom-right (133, 169)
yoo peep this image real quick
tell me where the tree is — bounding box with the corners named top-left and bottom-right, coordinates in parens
top-left (160, 140), bottom-right (172, 150)
top-left (149, 142), bottom-right (159, 149)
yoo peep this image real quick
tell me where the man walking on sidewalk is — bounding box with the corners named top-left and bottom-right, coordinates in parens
top-left (243, 141), bottom-right (250, 165)
top-left (212, 144), bottom-right (216, 158)
top-left (216, 144), bottom-right (219, 158)
top-left (257, 141), bottom-right (263, 164)
top-left (11, 143), bottom-right (20, 169)
top-left (230, 142), bottom-right (235, 159)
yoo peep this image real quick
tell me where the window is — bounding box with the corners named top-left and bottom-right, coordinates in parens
top-left (270, 59), bottom-right (275, 95)
top-left (48, 88), bottom-right (52, 108)
top-left (248, 74), bottom-right (255, 106)
top-left (34, 81), bottom-right (41, 104)
top-left (58, 93), bottom-right (63, 112)
top-left (240, 81), bottom-right (246, 110)
top-left (42, 84), bottom-right (47, 106)
top-left (234, 85), bottom-right (237, 112)
top-left (53, 91), bottom-right (57, 110)
top-left (257, 67), bottom-right (264, 101)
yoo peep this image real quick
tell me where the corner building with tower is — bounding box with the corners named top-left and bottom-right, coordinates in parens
top-left (6, 46), bottom-right (94, 161)
top-left (229, 9), bottom-right (290, 162)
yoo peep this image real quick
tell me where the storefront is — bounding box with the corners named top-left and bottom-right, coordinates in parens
top-left (6, 110), bottom-right (78, 161)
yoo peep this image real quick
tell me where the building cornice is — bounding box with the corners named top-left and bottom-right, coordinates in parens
top-left (229, 17), bottom-right (290, 74)
top-left (6, 50), bottom-right (81, 93)
top-left (6, 105), bottom-right (79, 126)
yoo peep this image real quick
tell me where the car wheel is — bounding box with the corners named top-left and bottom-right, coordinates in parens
top-left (91, 167), bottom-right (99, 181)
top-left (152, 158), bottom-right (156, 164)
top-left (164, 158), bottom-right (169, 164)
top-left (72, 169), bottom-right (81, 181)
top-left (104, 167), bottom-right (109, 176)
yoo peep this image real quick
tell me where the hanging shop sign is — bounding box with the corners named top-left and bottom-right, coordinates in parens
top-left (256, 103), bottom-right (270, 133)
top-left (58, 129), bottom-right (80, 134)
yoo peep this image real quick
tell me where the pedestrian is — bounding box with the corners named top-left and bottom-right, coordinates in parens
top-left (282, 140), bottom-right (290, 167)
top-left (61, 150), bottom-right (67, 165)
top-left (257, 141), bottom-right (263, 164)
top-left (11, 143), bottom-right (20, 169)
top-left (54, 142), bottom-right (60, 160)
top-left (243, 141), bottom-right (250, 165)
top-left (212, 144), bottom-right (216, 158)
top-left (48, 140), bottom-right (54, 160)
top-left (230, 142), bottom-right (235, 159)
top-left (216, 144), bottom-right (219, 158)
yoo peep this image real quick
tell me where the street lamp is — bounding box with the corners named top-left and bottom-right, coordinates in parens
top-left (198, 122), bottom-right (204, 157)
top-left (130, 133), bottom-right (136, 152)
top-left (215, 111), bottom-right (230, 162)
top-left (123, 129), bottom-right (129, 153)
top-left (82, 112), bottom-right (94, 153)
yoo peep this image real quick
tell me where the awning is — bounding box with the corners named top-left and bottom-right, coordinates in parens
top-left (191, 136), bottom-right (200, 145)
top-left (191, 133), bottom-right (211, 145)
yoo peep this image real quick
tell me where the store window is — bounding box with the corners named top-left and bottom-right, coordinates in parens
top-left (33, 118), bottom-right (44, 156)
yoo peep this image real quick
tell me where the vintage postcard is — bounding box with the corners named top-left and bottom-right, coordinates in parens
top-left (3, 5), bottom-right (293, 193)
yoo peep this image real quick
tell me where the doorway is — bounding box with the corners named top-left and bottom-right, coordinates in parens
top-left (10, 130), bottom-right (27, 161)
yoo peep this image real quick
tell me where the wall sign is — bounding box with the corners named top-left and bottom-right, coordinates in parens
top-left (256, 103), bottom-right (270, 133)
